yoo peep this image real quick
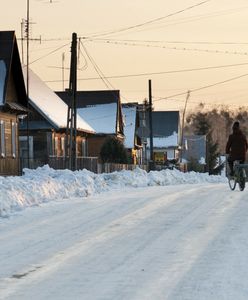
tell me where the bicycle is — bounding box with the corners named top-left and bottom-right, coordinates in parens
top-left (228, 160), bottom-right (247, 191)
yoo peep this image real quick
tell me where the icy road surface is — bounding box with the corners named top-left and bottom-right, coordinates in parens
top-left (1, 183), bottom-right (248, 300)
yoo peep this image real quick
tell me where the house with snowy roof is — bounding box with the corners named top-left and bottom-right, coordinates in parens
top-left (19, 67), bottom-right (95, 167)
top-left (122, 103), bottom-right (143, 164)
top-left (146, 111), bottom-right (180, 163)
top-left (56, 90), bottom-right (124, 158)
top-left (0, 31), bottom-right (28, 175)
top-left (182, 135), bottom-right (206, 170)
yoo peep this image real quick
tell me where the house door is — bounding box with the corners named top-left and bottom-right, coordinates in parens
top-left (19, 136), bottom-right (34, 159)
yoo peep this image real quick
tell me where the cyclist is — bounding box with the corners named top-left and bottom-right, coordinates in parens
top-left (226, 121), bottom-right (248, 176)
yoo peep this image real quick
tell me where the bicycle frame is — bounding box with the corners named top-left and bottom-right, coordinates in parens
top-left (228, 160), bottom-right (248, 191)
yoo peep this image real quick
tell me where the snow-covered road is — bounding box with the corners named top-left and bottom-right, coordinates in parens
top-left (1, 182), bottom-right (248, 300)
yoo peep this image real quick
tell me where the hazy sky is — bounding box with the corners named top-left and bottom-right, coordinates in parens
top-left (2, 0), bottom-right (248, 111)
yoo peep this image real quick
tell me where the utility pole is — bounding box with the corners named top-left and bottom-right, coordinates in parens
top-left (26, 0), bottom-right (30, 168)
top-left (21, 19), bottom-right (25, 64)
top-left (148, 79), bottom-right (154, 171)
top-left (180, 90), bottom-right (191, 162)
top-left (66, 33), bottom-right (77, 171)
top-left (62, 52), bottom-right (65, 91)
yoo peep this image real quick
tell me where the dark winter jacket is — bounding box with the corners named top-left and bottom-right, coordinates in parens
top-left (226, 128), bottom-right (248, 161)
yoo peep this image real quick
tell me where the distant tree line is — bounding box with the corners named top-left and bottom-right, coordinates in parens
top-left (184, 103), bottom-right (248, 174)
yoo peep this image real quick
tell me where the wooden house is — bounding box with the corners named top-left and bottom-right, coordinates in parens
top-left (146, 111), bottom-right (180, 164)
top-left (182, 135), bottom-right (206, 171)
top-left (0, 31), bottom-right (28, 175)
top-left (19, 68), bottom-right (95, 168)
top-left (122, 103), bottom-right (143, 164)
top-left (56, 90), bottom-right (125, 159)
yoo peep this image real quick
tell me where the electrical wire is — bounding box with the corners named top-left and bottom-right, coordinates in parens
top-left (80, 42), bottom-right (113, 89)
top-left (29, 42), bottom-right (70, 65)
top-left (44, 61), bottom-right (248, 83)
top-left (91, 38), bottom-right (248, 46)
top-left (90, 39), bottom-right (248, 57)
top-left (154, 72), bottom-right (248, 102)
top-left (121, 6), bottom-right (248, 35)
top-left (81, 0), bottom-right (211, 39)
top-left (80, 41), bottom-right (131, 102)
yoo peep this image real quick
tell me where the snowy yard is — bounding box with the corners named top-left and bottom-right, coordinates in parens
top-left (1, 167), bottom-right (248, 299)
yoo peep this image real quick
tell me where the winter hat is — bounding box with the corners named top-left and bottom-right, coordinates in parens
top-left (232, 121), bottom-right (240, 130)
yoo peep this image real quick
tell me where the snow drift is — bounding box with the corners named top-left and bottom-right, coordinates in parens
top-left (0, 165), bottom-right (227, 217)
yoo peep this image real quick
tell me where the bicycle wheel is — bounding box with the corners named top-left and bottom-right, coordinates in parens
top-left (228, 176), bottom-right (236, 190)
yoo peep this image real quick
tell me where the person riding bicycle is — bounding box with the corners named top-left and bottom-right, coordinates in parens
top-left (226, 121), bottom-right (248, 176)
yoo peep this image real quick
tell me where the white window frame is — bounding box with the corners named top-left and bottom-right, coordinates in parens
top-left (81, 139), bottom-right (87, 157)
top-left (19, 136), bottom-right (34, 159)
top-left (0, 120), bottom-right (5, 157)
top-left (61, 136), bottom-right (65, 157)
top-left (11, 121), bottom-right (17, 158)
top-left (54, 136), bottom-right (58, 157)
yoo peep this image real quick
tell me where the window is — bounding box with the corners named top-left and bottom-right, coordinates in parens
top-left (47, 132), bottom-right (53, 157)
top-left (19, 136), bottom-right (33, 159)
top-left (11, 121), bottom-right (17, 158)
top-left (82, 139), bottom-right (87, 156)
top-left (61, 137), bottom-right (65, 157)
top-left (0, 120), bottom-right (5, 157)
top-left (54, 136), bottom-right (58, 157)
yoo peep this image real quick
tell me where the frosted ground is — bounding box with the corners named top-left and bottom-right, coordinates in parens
top-left (1, 166), bottom-right (248, 299)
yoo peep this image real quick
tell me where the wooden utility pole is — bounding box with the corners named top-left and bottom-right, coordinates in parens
top-left (26, 0), bottom-right (30, 168)
top-left (66, 32), bottom-right (77, 171)
top-left (148, 79), bottom-right (154, 171)
top-left (62, 52), bottom-right (65, 91)
top-left (180, 90), bottom-right (191, 162)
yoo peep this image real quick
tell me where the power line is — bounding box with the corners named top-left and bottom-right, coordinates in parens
top-left (80, 42), bottom-right (114, 89)
top-left (16, 5), bottom-right (248, 44)
top-left (154, 72), bottom-right (248, 102)
top-left (124, 6), bottom-right (248, 35)
top-left (90, 39), bottom-right (248, 56)
top-left (29, 42), bottom-right (70, 65)
top-left (80, 41), bottom-right (130, 102)
top-left (154, 96), bottom-right (248, 108)
top-left (80, 0), bottom-right (211, 39)
top-left (91, 38), bottom-right (248, 46)
top-left (45, 61), bottom-right (248, 83)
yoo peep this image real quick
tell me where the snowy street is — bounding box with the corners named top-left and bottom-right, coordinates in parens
top-left (1, 174), bottom-right (248, 299)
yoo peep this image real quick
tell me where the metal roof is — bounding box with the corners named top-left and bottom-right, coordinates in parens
top-left (145, 111), bottom-right (180, 137)
top-left (56, 90), bottom-right (120, 107)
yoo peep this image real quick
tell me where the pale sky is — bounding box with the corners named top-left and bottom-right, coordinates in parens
top-left (2, 0), bottom-right (248, 112)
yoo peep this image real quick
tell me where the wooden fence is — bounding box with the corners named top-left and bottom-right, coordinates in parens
top-left (19, 157), bottom-right (148, 175)
top-left (0, 158), bottom-right (19, 176)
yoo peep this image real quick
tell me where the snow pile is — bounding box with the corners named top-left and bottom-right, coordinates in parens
top-left (0, 165), bottom-right (227, 217)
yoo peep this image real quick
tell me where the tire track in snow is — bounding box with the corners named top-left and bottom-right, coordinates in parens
top-left (0, 185), bottom-right (205, 299)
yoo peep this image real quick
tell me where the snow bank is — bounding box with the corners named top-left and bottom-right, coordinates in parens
top-left (0, 165), bottom-right (227, 217)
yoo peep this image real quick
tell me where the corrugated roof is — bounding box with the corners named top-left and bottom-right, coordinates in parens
top-left (56, 89), bottom-right (124, 136)
top-left (5, 102), bottom-right (28, 113)
top-left (145, 111), bottom-right (180, 137)
top-left (56, 90), bottom-right (120, 107)
top-left (77, 103), bottom-right (117, 134)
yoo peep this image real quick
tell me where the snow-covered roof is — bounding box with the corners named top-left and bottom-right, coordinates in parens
top-left (22, 66), bottom-right (95, 133)
top-left (147, 132), bottom-right (178, 148)
top-left (0, 60), bottom-right (6, 105)
top-left (122, 106), bottom-right (136, 148)
top-left (77, 103), bottom-right (117, 134)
